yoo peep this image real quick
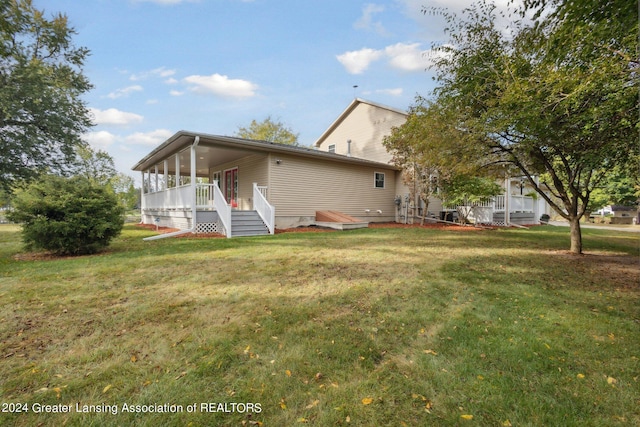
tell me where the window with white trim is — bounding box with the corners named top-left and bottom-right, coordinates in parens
top-left (328, 144), bottom-right (336, 153)
top-left (374, 172), bottom-right (385, 189)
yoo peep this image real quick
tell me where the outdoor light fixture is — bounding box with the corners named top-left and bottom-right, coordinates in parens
top-left (275, 159), bottom-right (282, 165)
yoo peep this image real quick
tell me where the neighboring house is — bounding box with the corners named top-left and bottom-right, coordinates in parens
top-left (314, 98), bottom-right (549, 225)
top-left (132, 131), bottom-right (399, 238)
top-left (133, 98), bottom-right (550, 237)
top-left (610, 205), bottom-right (636, 224)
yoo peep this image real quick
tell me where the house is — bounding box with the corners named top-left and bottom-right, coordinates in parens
top-left (314, 98), bottom-right (549, 225)
top-left (132, 131), bottom-right (399, 238)
top-left (133, 98), bottom-right (550, 237)
top-left (610, 205), bottom-right (636, 224)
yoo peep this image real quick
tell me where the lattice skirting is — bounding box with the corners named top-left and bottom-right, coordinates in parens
top-left (195, 222), bottom-right (220, 234)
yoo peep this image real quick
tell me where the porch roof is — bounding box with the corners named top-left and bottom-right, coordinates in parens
top-left (131, 130), bottom-right (400, 173)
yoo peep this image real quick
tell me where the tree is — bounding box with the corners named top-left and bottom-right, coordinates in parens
top-left (425, 0), bottom-right (638, 253)
top-left (235, 116), bottom-right (299, 146)
top-left (438, 174), bottom-right (502, 224)
top-left (7, 175), bottom-right (124, 255)
top-left (74, 146), bottom-right (117, 186)
top-left (384, 99), bottom-right (501, 224)
top-left (0, 0), bottom-right (93, 192)
top-left (108, 173), bottom-right (138, 210)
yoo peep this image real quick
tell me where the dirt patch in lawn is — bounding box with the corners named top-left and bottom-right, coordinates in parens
top-left (550, 250), bottom-right (640, 292)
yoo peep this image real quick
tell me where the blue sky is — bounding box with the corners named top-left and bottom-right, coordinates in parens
top-left (36, 0), bottom-right (485, 179)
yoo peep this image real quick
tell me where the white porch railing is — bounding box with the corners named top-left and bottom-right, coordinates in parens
top-left (196, 184), bottom-right (217, 209)
top-left (142, 184), bottom-right (218, 210)
top-left (253, 183), bottom-right (275, 235)
top-left (494, 195), bottom-right (534, 212)
top-left (143, 185), bottom-right (192, 210)
top-left (212, 182), bottom-right (232, 238)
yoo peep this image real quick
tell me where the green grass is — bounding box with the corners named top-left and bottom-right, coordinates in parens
top-left (0, 224), bottom-right (638, 426)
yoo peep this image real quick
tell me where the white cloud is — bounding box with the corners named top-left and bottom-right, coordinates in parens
top-left (336, 48), bottom-right (384, 74)
top-left (169, 90), bottom-right (184, 96)
top-left (355, 4), bottom-right (388, 36)
top-left (84, 131), bottom-right (118, 149)
top-left (384, 42), bottom-right (431, 71)
top-left (125, 129), bottom-right (174, 146)
top-left (90, 107), bottom-right (143, 126)
top-left (184, 73), bottom-right (258, 98)
top-left (165, 77), bottom-right (178, 84)
top-left (337, 42), bottom-right (447, 74)
top-left (376, 88), bottom-right (403, 96)
top-left (107, 85), bottom-right (143, 99)
top-left (130, 66), bottom-right (177, 81)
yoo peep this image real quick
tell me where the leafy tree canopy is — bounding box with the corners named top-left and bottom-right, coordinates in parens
top-left (0, 0), bottom-right (93, 192)
top-left (422, 0), bottom-right (638, 253)
top-left (235, 116), bottom-right (299, 146)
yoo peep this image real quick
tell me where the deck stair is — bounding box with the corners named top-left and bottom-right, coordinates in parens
top-left (231, 210), bottom-right (269, 237)
top-left (315, 211), bottom-right (369, 230)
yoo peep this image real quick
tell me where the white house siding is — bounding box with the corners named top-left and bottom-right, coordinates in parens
top-left (268, 153), bottom-right (397, 228)
top-left (317, 102), bottom-right (407, 164)
top-left (208, 153), bottom-right (269, 210)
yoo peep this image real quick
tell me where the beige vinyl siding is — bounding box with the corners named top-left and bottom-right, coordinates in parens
top-left (318, 102), bottom-right (407, 164)
top-left (268, 154), bottom-right (397, 221)
top-left (210, 153), bottom-right (269, 210)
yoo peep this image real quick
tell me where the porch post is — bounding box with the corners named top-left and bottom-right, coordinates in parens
top-left (163, 160), bottom-right (169, 191)
top-left (504, 176), bottom-right (511, 226)
top-left (175, 154), bottom-right (180, 187)
top-left (140, 171), bottom-right (146, 212)
top-left (190, 136), bottom-right (200, 230)
top-left (154, 164), bottom-right (159, 192)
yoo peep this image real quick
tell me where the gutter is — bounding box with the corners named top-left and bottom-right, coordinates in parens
top-left (143, 136), bottom-right (200, 241)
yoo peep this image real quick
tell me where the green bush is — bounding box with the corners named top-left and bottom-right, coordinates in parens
top-left (7, 176), bottom-right (124, 255)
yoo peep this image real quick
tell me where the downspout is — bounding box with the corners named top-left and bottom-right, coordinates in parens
top-left (143, 136), bottom-right (200, 241)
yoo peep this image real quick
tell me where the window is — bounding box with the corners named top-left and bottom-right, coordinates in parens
top-left (374, 172), bottom-right (385, 189)
top-left (328, 144), bottom-right (336, 153)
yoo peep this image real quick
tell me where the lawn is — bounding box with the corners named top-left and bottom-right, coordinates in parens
top-left (0, 224), bottom-right (638, 426)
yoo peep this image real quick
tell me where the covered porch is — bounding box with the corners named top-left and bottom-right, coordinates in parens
top-left (449, 177), bottom-right (548, 226)
top-left (133, 133), bottom-right (275, 238)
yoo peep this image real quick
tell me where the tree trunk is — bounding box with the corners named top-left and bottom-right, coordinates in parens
top-left (569, 216), bottom-right (583, 254)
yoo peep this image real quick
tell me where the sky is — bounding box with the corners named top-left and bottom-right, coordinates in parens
top-left (35, 0), bottom-right (500, 180)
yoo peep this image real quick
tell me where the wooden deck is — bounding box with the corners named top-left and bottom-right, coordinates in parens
top-left (315, 211), bottom-right (369, 230)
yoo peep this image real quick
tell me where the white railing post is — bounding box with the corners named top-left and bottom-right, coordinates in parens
top-left (253, 183), bottom-right (275, 234)
top-left (212, 182), bottom-right (232, 238)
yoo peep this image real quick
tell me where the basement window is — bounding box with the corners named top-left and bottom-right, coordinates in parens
top-left (374, 172), bottom-right (385, 189)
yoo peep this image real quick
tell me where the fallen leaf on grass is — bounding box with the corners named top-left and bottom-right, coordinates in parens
top-left (423, 349), bottom-right (438, 355)
top-left (305, 400), bottom-right (320, 409)
top-left (607, 376), bottom-right (617, 385)
top-left (502, 420), bottom-right (512, 426)
top-left (577, 373), bottom-right (585, 379)
top-left (131, 355), bottom-right (137, 363)
top-left (297, 418), bottom-right (308, 423)
top-left (279, 398), bottom-right (287, 410)
top-left (361, 397), bottom-right (373, 405)
top-left (461, 414), bottom-right (474, 420)
top-left (285, 369), bottom-right (292, 377)
top-left (175, 371), bottom-right (187, 380)
top-left (102, 384), bottom-right (112, 393)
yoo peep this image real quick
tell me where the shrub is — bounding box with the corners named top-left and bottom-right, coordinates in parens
top-left (7, 176), bottom-right (124, 255)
